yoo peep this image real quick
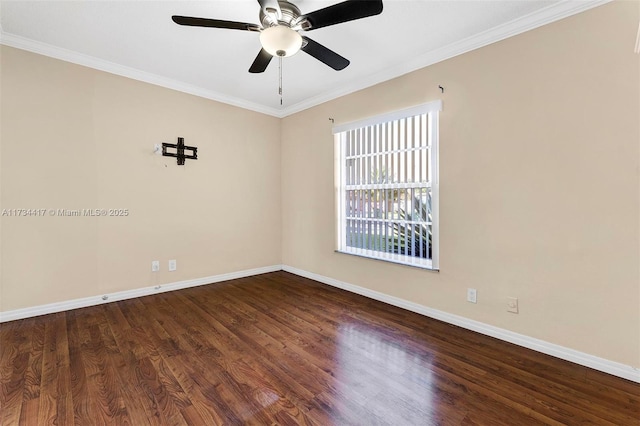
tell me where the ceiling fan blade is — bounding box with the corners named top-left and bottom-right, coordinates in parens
top-left (299, 0), bottom-right (383, 31)
top-left (257, 0), bottom-right (282, 19)
top-left (249, 48), bottom-right (273, 73)
top-left (172, 16), bottom-right (261, 32)
top-left (301, 37), bottom-right (350, 71)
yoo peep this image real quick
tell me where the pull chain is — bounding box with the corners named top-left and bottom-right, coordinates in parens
top-left (278, 55), bottom-right (283, 105)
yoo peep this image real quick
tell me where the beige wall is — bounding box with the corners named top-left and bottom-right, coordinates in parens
top-left (0, 46), bottom-right (282, 311)
top-left (282, 1), bottom-right (640, 367)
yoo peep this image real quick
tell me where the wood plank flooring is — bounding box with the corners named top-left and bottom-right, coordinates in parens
top-left (1, 271), bottom-right (639, 425)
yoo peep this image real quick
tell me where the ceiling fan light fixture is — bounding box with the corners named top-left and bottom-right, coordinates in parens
top-left (259, 25), bottom-right (302, 57)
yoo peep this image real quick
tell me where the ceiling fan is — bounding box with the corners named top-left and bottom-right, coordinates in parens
top-left (172, 0), bottom-right (383, 73)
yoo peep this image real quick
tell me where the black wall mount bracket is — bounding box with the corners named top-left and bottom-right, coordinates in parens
top-left (162, 137), bottom-right (197, 165)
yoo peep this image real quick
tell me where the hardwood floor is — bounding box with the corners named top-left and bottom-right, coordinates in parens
top-left (1, 271), bottom-right (639, 425)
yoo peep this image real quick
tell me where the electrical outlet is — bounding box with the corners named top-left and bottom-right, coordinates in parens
top-left (151, 260), bottom-right (160, 272)
top-left (467, 288), bottom-right (477, 304)
top-left (507, 297), bottom-right (519, 313)
top-left (168, 259), bottom-right (177, 272)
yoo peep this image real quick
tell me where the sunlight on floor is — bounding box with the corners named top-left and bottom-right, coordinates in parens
top-left (335, 322), bottom-right (440, 423)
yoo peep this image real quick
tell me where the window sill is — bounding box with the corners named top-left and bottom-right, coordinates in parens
top-left (334, 249), bottom-right (439, 272)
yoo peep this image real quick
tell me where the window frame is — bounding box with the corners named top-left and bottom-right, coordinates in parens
top-left (333, 100), bottom-right (441, 270)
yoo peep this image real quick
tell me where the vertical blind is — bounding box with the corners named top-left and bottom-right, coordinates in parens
top-left (334, 100), bottom-right (441, 269)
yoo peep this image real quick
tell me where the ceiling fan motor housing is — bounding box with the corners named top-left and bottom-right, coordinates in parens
top-left (260, 1), bottom-right (304, 28)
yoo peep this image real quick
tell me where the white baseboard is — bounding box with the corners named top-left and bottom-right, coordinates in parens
top-left (282, 265), bottom-right (640, 384)
top-left (0, 265), bottom-right (282, 323)
top-left (3, 263), bottom-right (638, 383)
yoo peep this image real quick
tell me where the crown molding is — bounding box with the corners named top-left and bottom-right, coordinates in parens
top-left (0, 0), bottom-right (611, 119)
top-left (279, 0), bottom-right (612, 117)
top-left (0, 32), bottom-right (284, 118)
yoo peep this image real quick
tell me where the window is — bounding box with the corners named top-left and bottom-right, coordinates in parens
top-left (333, 100), bottom-right (441, 270)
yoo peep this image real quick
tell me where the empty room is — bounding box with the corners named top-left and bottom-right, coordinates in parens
top-left (1, 0), bottom-right (639, 424)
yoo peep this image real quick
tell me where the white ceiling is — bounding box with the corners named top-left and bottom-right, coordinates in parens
top-left (0, 0), bottom-right (607, 117)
